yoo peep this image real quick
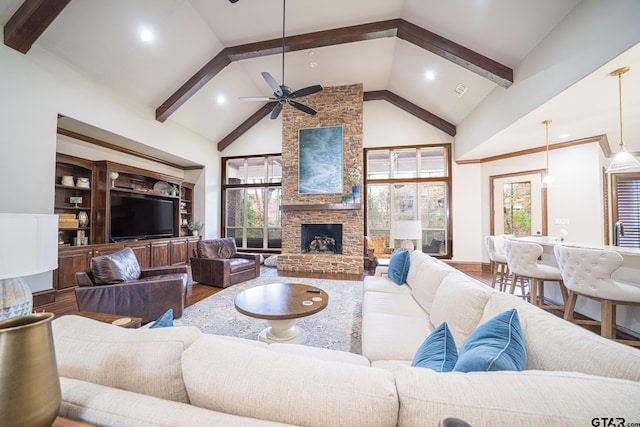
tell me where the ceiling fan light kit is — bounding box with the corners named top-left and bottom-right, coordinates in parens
top-left (607, 66), bottom-right (640, 173)
top-left (239, 0), bottom-right (323, 119)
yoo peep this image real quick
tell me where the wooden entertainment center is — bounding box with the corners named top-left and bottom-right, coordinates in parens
top-left (34, 154), bottom-right (199, 312)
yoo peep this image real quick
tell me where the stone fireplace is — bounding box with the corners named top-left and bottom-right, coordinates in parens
top-left (277, 84), bottom-right (364, 274)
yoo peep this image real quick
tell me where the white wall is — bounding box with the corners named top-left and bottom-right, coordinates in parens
top-left (456, 0), bottom-right (640, 160)
top-left (0, 42), bottom-right (216, 292)
top-left (479, 143), bottom-right (603, 264)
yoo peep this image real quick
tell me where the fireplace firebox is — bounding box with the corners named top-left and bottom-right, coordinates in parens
top-left (301, 224), bottom-right (343, 254)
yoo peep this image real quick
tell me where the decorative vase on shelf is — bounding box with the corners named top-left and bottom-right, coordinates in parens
top-left (191, 230), bottom-right (199, 237)
top-left (77, 211), bottom-right (89, 228)
top-left (351, 185), bottom-right (361, 203)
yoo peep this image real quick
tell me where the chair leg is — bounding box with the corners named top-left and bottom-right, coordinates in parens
top-left (558, 280), bottom-right (569, 306)
top-left (509, 273), bottom-right (517, 295)
top-left (563, 292), bottom-right (578, 321)
top-left (528, 278), bottom-right (537, 305)
top-left (490, 261), bottom-right (498, 289)
top-left (601, 300), bottom-right (617, 340)
top-left (501, 264), bottom-right (510, 293)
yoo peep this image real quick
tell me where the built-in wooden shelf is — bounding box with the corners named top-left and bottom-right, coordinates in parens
top-left (280, 203), bottom-right (361, 211)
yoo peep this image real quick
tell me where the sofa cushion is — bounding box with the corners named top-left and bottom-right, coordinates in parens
top-left (429, 274), bottom-right (492, 347)
top-left (408, 258), bottom-right (455, 313)
top-left (59, 378), bottom-right (292, 427)
top-left (267, 343), bottom-right (371, 366)
top-left (453, 309), bottom-right (526, 372)
top-left (363, 292), bottom-right (427, 318)
top-left (394, 366), bottom-right (640, 427)
top-left (90, 247), bottom-right (141, 284)
top-left (411, 322), bottom-right (458, 372)
top-left (363, 275), bottom-right (411, 295)
top-left (388, 250), bottom-right (410, 285)
top-left (196, 237), bottom-right (237, 259)
top-left (182, 335), bottom-right (399, 427)
top-left (52, 315), bottom-right (201, 403)
top-left (405, 250), bottom-right (432, 288)
top-left (228, 258), bottom-right (254, 273)
top-left (362, 313), bottom-right (434, 362)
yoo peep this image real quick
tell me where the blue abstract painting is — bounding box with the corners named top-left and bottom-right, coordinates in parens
top-left (298, 126), bottom-right (343, 194)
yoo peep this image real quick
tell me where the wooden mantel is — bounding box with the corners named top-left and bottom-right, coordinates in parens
top-left (280, 203), bottom-right (361, 211)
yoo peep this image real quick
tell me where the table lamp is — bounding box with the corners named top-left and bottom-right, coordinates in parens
top-left (0, 213), bottom-right (58, 320)
top-left (395, 220), bottom-right (422, 251)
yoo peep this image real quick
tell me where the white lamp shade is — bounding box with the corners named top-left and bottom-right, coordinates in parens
top-left (606, 150), bottom-right (640, 173)
top-left (0, 214), bottom-right (58, 280)
top-left (394, 220), bottom-right (422, 240)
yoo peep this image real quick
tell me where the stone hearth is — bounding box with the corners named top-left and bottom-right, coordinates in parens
top-left (277, 84), bottom-right (364, 274)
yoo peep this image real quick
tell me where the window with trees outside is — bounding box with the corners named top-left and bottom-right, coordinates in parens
top-left (366, 145), bottom-right (452, 258)
top-left (222, 155), bottom-right (282, 250)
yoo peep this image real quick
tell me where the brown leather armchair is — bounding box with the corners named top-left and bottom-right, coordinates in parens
top-left (74, 247), bottom-right (188, 323)
top-left (190, 238), bottom-right (260, 288)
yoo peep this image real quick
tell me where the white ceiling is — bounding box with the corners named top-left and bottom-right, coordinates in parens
top-left (2, 0), bottom-right (639, 162)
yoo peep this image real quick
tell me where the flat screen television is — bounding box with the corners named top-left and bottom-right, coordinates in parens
top-left (110, 194), bottom-right (175, 241)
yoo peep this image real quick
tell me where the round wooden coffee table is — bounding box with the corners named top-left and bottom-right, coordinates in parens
top-left (234, 283), bottom-right (329, 344)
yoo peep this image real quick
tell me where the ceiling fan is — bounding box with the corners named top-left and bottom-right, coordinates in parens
top-left (239, 0), bottom-right (323, 119)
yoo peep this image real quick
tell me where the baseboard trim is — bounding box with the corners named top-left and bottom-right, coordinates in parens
top-left (443, 261), bottom-right (487, 272)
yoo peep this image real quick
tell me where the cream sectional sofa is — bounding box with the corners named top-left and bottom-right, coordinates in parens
top-left (363, 251), bottom-right (640, 425)
top-left (52, 251), bottom-right (640, 426)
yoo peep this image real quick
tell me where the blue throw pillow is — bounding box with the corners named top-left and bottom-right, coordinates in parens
top-left (388, 250), bottom-right (410, 285)
top-left (149, 309), bottom-right (174, 329)
top-left (453, 308), bottom-right (526, 372)
top-left (411, 322), bottom-right (458, 372)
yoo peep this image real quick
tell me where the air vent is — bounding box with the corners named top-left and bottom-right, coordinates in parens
top-left (453, 83), bottom-right (468, 98)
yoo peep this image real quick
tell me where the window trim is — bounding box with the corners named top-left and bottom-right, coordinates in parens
top-left (364, 144), bottom-right (453, 258)
top-left (221, 153), bottom-right (283, 252)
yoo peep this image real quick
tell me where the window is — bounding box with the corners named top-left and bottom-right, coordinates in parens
top-left (223, 155), bottom-right (282, 250)
top-left (612, 173), bottom-right (640, 247)
top-left (365, 145), bottom-right (452, 257)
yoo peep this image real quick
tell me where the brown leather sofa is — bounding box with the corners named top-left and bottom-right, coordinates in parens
top-left (74, 247), bottom-right (189, 323)
top-left (190, 238), bottom-right (260, 288)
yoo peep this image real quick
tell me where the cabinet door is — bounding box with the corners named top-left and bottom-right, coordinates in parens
top-left (56, 248), bottom-right (93, 290)
top-left (124, 241), bottom-right (151, 268)
top-left (170, 239), bottom-right (187, 265)
top-left (186, 237), bottom-right (200, 265)
top-left (150, 239), bottom-right (170, 267)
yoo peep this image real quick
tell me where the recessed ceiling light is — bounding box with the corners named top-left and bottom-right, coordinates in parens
top-left (558, 133), bottom-right (570, 139)
top-left (309, 61), bottom-right (318, 68)
top-left (140, 29), bottom-right (153, 43)
top-left (217, 95), bottom-right (226, 104)
top-left (425, 71), bottom-right (435, 80)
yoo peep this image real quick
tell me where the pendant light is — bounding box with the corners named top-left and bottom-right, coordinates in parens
top-left (606, 66), bottom-right (640, 173)
top-left (541, 119), bottom-right (554, 188)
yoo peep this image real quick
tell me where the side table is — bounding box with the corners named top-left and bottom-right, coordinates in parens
top-left (72, 311), bottom-right (142, 328)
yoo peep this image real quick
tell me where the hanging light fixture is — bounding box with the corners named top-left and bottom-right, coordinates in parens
top-left (607, 66), bottom-right (640, 173)
top-left (541, 119), bottom-right (554, 188)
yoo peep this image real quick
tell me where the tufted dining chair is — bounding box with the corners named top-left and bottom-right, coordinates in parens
top-left (484, 235), bottom-right (510, 292)
top-left (504, 239), bottom-right (568, 310)
top-left (554, 244), bottom-right (640, 346)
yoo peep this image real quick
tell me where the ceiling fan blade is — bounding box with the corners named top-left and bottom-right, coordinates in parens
top-left (262, 72), bottom-right (283, 96)
top-left (289, 100), bottom-right (317, 116)
top-left (238, 96), bottom-right (275, 101)
top-left (270, 102), bottom-right (284, 119)
top-left (290, 85), bottom-right (323, 99)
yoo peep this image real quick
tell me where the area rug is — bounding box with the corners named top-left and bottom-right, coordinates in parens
top-left (174, 276), bottom-right (363, 354)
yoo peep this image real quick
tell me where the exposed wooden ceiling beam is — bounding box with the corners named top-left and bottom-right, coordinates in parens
top-left (217, 91), bottom-right (454, 151)
top-left (217, 102), bottom-right (278, 151)
top-left (157, 18), bottom-right (513, 122)
top-left (364, 90), bottom-right (456, 136)
top-left (4, 0), bottom-right (71, 54)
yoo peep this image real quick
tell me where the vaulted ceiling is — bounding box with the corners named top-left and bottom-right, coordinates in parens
top-left (2, 0), bottom-right (639, 163)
